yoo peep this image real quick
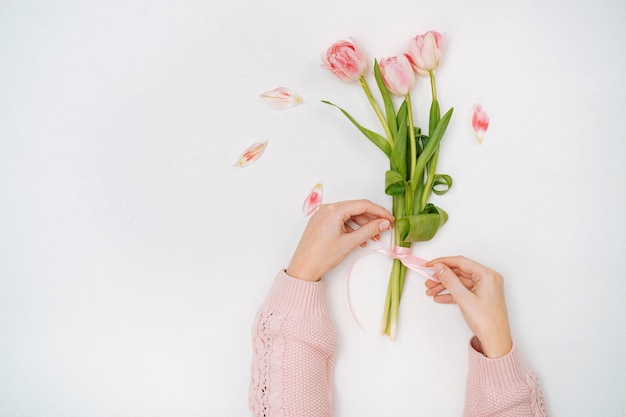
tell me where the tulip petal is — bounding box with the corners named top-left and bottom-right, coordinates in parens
top-left (234, 141), bottom-right (267, 167)
top-left (260, 87), bottom-right (302, 110)
top-left (303, 183), bottom-right (323, 216)
top-left (472, 104), bottom-right (490, 143)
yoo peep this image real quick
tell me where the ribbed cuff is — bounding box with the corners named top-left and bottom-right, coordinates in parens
top-left (467, 336), bottom-right (527, 390)
top-left (263, 270), bottom-right (329, 317)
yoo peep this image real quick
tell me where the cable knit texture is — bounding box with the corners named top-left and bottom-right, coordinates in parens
top-left (464, 337), bottom-right (549, 416)
top-left (249, 271), bottom-right (547, 417)
top-left (249, 271), bottom-right (336, 417)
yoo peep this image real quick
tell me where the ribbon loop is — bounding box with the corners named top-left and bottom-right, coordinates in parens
top-left (346, 236), bottom-right (439, 332)
top-left (392, 246), bottom-right (438, 281)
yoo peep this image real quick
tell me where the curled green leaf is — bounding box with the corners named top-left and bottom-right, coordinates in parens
top-left (432, 174), bottom-right (453, 195)
top-left (396, 205), bottom-right (448, 242)
top-left (385, 169), bottom-right (406, 195)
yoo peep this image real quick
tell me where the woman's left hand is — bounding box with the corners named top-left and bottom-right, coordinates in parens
top-left (286, 199), bottom-right (394, 282)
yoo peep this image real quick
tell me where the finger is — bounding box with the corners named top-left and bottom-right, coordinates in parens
top-left (339, 199), bottom-right (394, 223)
top-left (425, 282), bottom-right (445, 296)
top-left (458, 275), bottom-right (474, 290)
top-left (350, 213), bottom-right (377, 227)
top-left (432, 263), bottom-right (473, 306)
top-left (424, 279), bottom-right (440, 289)
top-left (439, 269), bottom-right (474, 289)
top-left (343, 221), bottom-right (357, 234)
top-left (346, 216), bottom-right (381, 241)
top-left (342, 222), bottom-right (364, 245)
top-left (344, 218), bottom-right (391, 248)
top-left (344, 222), bottom-right (380, 242)
top-left (427, 256), bottom-right (488, 276)
top-left (433, 293), bottom-right (457, 304)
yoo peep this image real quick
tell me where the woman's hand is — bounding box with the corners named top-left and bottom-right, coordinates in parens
top-left (286, 199), bottom-right (393, 282)
top-left (425, 256), bottom-right (513, 358)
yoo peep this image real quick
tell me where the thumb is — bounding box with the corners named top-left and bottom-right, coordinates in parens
top-left (346, 219), bottom-right (391, 247)
top-left (432, 263), bottom-right (472, 305)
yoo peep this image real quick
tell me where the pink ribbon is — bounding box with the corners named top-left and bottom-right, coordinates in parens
top-left (346, 241), bottom-right (439, 332)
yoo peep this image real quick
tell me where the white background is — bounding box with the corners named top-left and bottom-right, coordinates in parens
top-left (1, 0), bottom-right (625, 416)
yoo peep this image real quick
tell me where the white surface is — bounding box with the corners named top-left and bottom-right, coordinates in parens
top-left (1, 0), bottom-right (625, 416)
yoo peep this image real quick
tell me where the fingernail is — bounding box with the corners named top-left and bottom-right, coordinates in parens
top-left (433, 263), bottom-right (445, 276)
top-left (378, 220), bottom-right (391, 231)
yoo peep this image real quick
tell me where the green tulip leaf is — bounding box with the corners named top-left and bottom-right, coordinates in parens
top-left (385, 169), bottom-right (406, 196)
top-left (321, 100), bottom-right (391, 157)
top-left (374, 60), bottom-right (397, 137)
top-left (416, 131), bottom-right (428, 155)
top-left (409, 107), bottom-right (453, 190)
top-left (432, 174), bottom-right (453, 195)
top-left (391, 101), bottom-right (408, 178)
top-left (429, 99), bottom-right (440, 137)
top-left (422, 203), bottom-right (448, 220)
top-left (396, 205), bottom-right (448, 242)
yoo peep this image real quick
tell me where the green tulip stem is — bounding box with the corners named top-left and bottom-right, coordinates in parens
top-left (381, 194), bottom-right (410, 338)
top-left (389, 258), bottom-right (403, 340)
top-left (421, 72), bottom-right (440, 212)
top-left (429, 71), bottom-right (438, 102)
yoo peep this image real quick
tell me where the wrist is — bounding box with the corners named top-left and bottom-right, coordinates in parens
top-left (285, 264), bottom-right (321, 282)
top-left (476, 333), bottom-right (513, 358)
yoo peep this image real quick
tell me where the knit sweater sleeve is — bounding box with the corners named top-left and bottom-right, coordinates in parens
top-left (249, 270), bottom-right (337, 417)
top-left (464, 336), bottom-right (549, 417)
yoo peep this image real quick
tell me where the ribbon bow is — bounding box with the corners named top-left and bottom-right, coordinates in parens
top-left (346, 239), bottom-right (439, 332)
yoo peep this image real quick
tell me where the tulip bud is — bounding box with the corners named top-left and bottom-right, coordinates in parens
top-left (379, 54), bottom-right (416, 96)
top-left (321, 39), bottom-right (368, 82)
top-left (408, 31), bottom-right (446, 75)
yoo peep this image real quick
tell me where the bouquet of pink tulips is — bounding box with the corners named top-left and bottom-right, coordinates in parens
top-left (321, 32), bottom-right (453, 339)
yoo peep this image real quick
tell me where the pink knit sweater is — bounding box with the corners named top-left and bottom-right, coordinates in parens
top-left (249, 271), bottom-right (548, 417)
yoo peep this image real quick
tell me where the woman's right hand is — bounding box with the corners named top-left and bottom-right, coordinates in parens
top-left (425, 256), bottom-right (513, 358)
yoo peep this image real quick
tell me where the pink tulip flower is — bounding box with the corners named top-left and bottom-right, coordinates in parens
top-left (408, 31), bottom-right (446, 75)
top-left (234, 141), bottom-right (267, 167)
top-left (472, 104), bottom-right (490, 143)
top-left (303, 183), bottom-right (323, 216)
top-left (321, 39), bottom-right (368, 82)
top-left (379, 54), bottom-right (416, 96)
top-left (260, 87), bottom-right (302, 110)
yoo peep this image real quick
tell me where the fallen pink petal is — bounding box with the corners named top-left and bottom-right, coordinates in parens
top-left (260, 87), bottom-right (302, 110)
top-left (303, 183), bottom-right (323, 216)
top-left (234, 141), bottom-right (267, 167)
top-left (472, 104), bottom-right (490, 143)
